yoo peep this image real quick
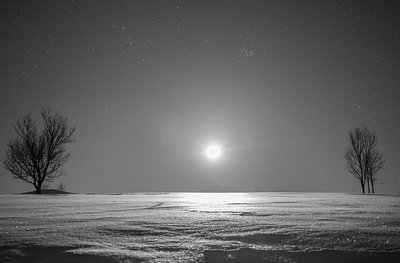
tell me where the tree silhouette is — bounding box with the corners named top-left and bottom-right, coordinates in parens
top-left (2, 109), bottom-right (75, 194)
top-left (344, 126), bottom-right (384, 194)
top-left (57, 182), bottom-right (66, 192)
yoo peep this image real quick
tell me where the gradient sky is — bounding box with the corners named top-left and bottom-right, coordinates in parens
top-left (1, 0), bottom-right (400, 194)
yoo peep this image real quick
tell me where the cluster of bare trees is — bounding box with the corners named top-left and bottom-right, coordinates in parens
top-left (345, 126), bottom-right (385, 194)
top-left (2, 109), bottom-right (75, 194)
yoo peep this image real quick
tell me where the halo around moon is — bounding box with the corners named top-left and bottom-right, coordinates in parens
top-left (205, 144), bottom-right (222, 160)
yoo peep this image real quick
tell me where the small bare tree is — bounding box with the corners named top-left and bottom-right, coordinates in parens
top-left (2, 109), bottom-right (75, 194)
top-left (344, 126), bottom-right (384, 194)
top-left (57, 182), bottom-right (66, 192)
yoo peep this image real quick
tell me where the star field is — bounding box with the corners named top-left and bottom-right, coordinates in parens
top-left (1, 0), bottom-right (400, 193)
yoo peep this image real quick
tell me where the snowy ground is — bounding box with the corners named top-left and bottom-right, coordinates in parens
top-left (0, 192), bottom-right (399, 262)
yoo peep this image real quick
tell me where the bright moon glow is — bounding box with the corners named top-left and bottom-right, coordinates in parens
top-left (205, 144), bottom-right (222, 160)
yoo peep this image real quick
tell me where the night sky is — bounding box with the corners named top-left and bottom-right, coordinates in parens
top-left (1, 0), bottom-right (400, 194)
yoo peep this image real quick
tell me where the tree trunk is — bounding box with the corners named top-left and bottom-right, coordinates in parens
top-left (361, 181), bottom-right (365, 194)
top-left (35, 187), bottom-right (41, 194)
top-left (366, 177), bottom-right (371, 194)
top-left (371, 182), bottom-right (375, 194)
top-left (35, 182), bottom-right (42, 194)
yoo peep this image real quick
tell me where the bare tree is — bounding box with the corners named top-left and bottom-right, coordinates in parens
top-left (345, 127), bottom-right (366, 193)
top-left (57, 182), bottom-right (66, 192)
top-left (344, 126), bottom-right (384, 194)
top-left (2, 109), bottom-right (75, 194)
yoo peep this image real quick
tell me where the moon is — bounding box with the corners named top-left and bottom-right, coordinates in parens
top-left (205, 144), bottom-right (222, 160)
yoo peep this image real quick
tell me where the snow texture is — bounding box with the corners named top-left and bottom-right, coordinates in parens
top-left (0, 192), bottom-right (399, 262)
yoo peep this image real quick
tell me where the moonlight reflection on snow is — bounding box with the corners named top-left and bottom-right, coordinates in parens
top-left (0, 192), bottom-right (399, 262)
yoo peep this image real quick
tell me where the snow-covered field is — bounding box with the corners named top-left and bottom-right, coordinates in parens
top-left (0, 192), bottom-right (399, 262)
